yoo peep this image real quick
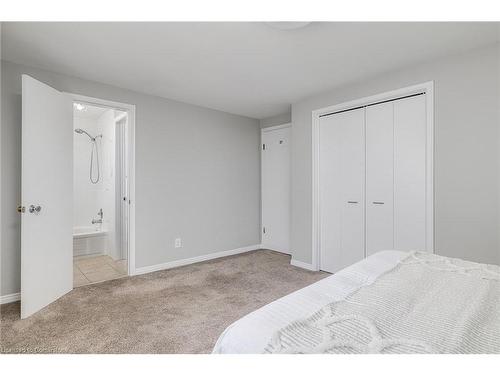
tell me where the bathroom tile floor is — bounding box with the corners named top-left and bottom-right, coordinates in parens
top-left (74, 255), bottom-right (127, 287)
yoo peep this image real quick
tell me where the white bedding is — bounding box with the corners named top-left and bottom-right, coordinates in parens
top-left (213, 250), bottom-right (408, 354)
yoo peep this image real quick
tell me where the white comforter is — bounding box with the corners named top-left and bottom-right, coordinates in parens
top-left (213, 250), bottom-right (408, 354)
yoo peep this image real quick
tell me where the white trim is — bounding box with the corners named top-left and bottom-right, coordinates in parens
top-left (261, 123), bottom-right (291, 133)
top-left (67, 93), bottom-right (136, 277)
top-left (261, 246), bottom-right (290, 255)
top-left (311, 82), bottom-right (435, 272)
top-left (425, 85), bottom-right (435, 253)
top-left (134, 244), bottom-right (262, 275)
top-left (290, 259), bottom-right (316, 271)
top-left (1, 292), bottom-right (21, 305)
top-left (114, 111), bottom-right (128, 123)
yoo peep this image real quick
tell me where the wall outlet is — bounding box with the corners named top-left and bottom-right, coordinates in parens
top-left (174, 238), bottom-right (182, 248)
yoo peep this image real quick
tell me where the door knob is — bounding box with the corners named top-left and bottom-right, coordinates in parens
top-left (17, 205), bottom-right (25, 213)
top-left (28, 205), bottom-right (42, 213)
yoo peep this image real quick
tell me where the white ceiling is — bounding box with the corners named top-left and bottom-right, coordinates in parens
top-left (3, 22), bottom-right (499, 119)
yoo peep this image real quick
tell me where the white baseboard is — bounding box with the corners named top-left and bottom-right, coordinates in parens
top-left (0, 292), bottom-right (20, 305)
top-left (133, 244), bottom-right (262, 276)
top-left (290, 258), bottom-right (317, 271)
top-left (260, 245), bottom-right (290, 255)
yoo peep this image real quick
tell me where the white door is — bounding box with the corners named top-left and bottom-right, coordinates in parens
top-left (261, 126), bottom-right (291, 253)
top-left (319, 109), bottom-right (365, 273)
top-left (366, 102), bottom-right (394, 256)
top-left (21, 75), bottom-right (73, 318)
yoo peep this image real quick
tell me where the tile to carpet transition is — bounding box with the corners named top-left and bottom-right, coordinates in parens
top-left (0, 250), bottom-right (328, 354)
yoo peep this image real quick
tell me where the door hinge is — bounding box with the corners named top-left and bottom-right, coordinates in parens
top-left (263, 226), bottom-right (266, 234)
top-left (262, 143), bottom-right (266, 150)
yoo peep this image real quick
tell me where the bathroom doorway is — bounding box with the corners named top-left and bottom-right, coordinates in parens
top-left (19, 75), bottom-right (136, 317)
top-left (72, 101), bottom-right (132, 287)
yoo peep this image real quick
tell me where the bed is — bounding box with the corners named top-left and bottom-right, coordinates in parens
top-left (213, 250), bottom-right (500, 354)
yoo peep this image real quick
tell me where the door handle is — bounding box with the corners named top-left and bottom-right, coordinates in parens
top-left (28, 205), bottom-right (42, 213)
top-left (372, 201), bottom-right (385, 205)
top-left (347, 201), bottom-right (358, 204)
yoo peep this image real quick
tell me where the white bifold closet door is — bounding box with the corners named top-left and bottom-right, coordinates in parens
top-left (320, 108), bottom-right (365, 273)
top-left (319, 94), bottom-right (427, 273)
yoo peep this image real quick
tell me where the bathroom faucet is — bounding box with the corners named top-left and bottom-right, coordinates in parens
top-left (92, 209), bottom-right (103, 224)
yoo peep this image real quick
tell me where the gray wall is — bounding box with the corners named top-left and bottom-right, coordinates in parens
top-left (291, 43), bottom-right (500, 266)
top-left (1, 60), bottom-right (261, 296)
top-left (260, 111), bottom-right (291, 128)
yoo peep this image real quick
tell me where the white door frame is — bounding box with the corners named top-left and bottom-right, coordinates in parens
top-left (114, 111), bottom-right (129, 261)
top-left (311, 81), bottom-right (434, 271)
top-left (261, 123), bottom-right (292, 253)
top-left (68, 93), bottom-right (136, 276)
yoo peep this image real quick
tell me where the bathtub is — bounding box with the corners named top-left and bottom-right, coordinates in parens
top-left (73, 226), bottom-right (108, 257)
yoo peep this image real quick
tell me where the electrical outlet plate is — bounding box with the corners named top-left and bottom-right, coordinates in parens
top-left (174, 238), bottom-right (182, 248)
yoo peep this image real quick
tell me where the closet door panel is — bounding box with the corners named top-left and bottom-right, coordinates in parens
top-left (366, 102), bottom-right (394, 256)
top-left (339, 111), bottom-right (365, 268)
top-left (319, 108), bottom-right (365, 273)
top-left (394, 95), bottom-right (427, 250)
top-left (319, 118), bottom-right (342, 273)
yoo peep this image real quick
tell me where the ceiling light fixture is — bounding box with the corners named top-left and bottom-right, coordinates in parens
top-left (74, 103), bottom-right (86, 111)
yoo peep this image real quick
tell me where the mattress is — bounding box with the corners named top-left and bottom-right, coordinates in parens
top-left (213, 250), bottom-right (409, 354)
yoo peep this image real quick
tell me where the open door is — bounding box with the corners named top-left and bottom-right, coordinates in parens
top-left (20, 75), bottom-right (73, 318)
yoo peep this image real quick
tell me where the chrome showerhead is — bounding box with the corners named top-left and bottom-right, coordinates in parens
top-left (75, 128), bottom-right (101, 184)
top-left (74, 128), bottom-right (95, 141)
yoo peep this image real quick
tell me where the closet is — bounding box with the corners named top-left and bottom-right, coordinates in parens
top-left (319, 93), bottom-right (429, 273)
top-left (261, 125), bottom-right (291, 254)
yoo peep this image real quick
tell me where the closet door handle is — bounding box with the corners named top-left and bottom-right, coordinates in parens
top-left (372, 201), bottom-right (385, 205)
top-left (347, 201), bottom-right (358, 204)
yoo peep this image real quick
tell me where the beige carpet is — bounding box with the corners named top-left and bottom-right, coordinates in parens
top-left (0, 250), bottom-right (328, 353)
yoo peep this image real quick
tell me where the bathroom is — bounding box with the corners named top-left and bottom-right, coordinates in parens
top-left (73, 102), bottom-right (129, 287)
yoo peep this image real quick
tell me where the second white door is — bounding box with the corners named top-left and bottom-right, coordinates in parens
top-left (261, 125), bottom-right (291, 253)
